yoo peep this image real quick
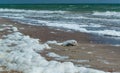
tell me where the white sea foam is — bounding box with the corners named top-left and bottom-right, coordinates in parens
top-left (93, 11), bottom-right (120, 17)
top-left (88, 30), bottom-right (120, 37)
top-left (46, 40), bottom-right (62, 45)
top-left (47, 22), bottom-right (88, 32)
top-left (0, 25), bottom-right (108, 73)
top-left (79, 23), bottom-right (103, 28)
top-left (0, 24), bottom-right (17, 32)
top-left (113, 45), bottom-right (120, 47)
top-left (69, 59), bottom-right (89, 63)
top-left (0, 8), bottom-right (120, 40)
top-left (64, 15), bottom-right (120, 22)
top-left (46, 52), bottom-right (69, 60)
top-left (0, 8), bottom-right (66, 14)
top-left (45, 22), bottom-right (120, 37)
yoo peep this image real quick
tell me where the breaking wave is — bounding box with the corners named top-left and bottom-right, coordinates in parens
top-left (0, 8), bottom-right (120, 43)
top-left (93, 11), bottom-right (120, 17)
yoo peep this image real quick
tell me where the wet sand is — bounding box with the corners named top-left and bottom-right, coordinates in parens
top-left (0, 18), bottom-right (120, 72)
top-left (0, 18), bottom-right (91, 43)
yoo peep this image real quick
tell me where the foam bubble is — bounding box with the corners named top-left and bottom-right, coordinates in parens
top-left (0, 26), bottom-right (107, 73)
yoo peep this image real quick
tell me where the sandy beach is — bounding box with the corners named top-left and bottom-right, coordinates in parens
top-left (0, 18), bottom-right (120, 72)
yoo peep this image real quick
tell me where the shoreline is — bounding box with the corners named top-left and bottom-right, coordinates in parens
top-left (0, 18), bottom-right (120, 72)
top-left (1, 17), bottom-right (120, 46)
top-left (0, 18), bottom-right (92, 43)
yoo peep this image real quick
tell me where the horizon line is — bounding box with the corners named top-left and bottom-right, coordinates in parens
top-left (0, 3), bottom-right (120, 5)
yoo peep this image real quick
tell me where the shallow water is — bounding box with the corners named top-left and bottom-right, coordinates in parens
top-left (0, 4), bottom-right (120, 45)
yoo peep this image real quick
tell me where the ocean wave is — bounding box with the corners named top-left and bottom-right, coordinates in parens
top-left (40, 22), bottom-right (120, 37)
top-left (93, 11), bottom-right (120, 17)
top-left (88, 30), bottom-right (120, 37)
top-left (0, 8), bottom-right (66, 14)
top-left (0, 8), bottom-right (120, 40)
top-left (64, 16), bottom-right (120, 22)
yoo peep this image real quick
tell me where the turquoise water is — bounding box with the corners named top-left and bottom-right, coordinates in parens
top-left (0, 4), bottom-right (120, 11)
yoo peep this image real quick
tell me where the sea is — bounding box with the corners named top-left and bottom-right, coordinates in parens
top-left (0, 4), bottom-right (120, 45)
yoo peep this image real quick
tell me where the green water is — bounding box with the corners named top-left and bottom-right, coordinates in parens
top-left (0, 4), bottom-right (120, 12)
